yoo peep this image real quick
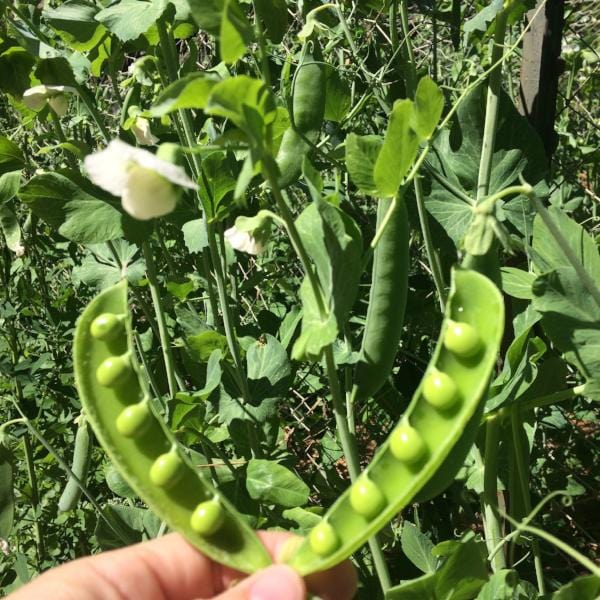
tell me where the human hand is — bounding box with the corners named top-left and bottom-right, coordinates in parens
top-left (8, 531), bottom-right (357, 600)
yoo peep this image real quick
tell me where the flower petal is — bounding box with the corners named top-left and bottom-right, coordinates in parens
top-left (121, 165), bottom-right (178, 220)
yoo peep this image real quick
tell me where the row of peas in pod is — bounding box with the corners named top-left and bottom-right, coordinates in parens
top-left (73, 268), bottom-right (503, 576)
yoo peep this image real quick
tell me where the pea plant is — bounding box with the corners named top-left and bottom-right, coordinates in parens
top-left (1, 0), bottom-right (599, 598)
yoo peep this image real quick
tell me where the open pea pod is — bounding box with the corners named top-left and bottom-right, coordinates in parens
top-left (287, 268), bottom-right (504, 575)
top-left (73, 280), bottom-right (271, 573)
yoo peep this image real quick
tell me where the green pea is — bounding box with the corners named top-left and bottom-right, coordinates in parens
top-left (149, 450), bottom-right (183, 488)
top-left (190, 499), bottom-right (224, 536)
top-left (309, 522), bottom-right (339, 556)
top-left (422, 370), bottom-right (458, 409)
top-left (116, 402), bottom-right (152, 438)
top-left (90, 313), bottom-right (123, 342)
top-left (96, 355), bottom-right (131, 388)
top-left (389, 424), bottom-right (426, 463)
top-left (350, 478), bottom-right (385, 519)
top-left (443, 321), bottom-right (480, 357)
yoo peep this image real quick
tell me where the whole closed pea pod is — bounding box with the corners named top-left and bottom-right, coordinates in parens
top-left (352, 194), bottom-right (410, 403)
top-left (276, 40), bottom-right (326, 188)
top-left (58, 416), bottom-right (92, 513)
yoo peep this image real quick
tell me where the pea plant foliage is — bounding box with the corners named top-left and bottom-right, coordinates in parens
top-left (0, 0), bottom-right (599, 598)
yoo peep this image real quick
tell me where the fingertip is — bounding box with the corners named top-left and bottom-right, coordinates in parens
top-left (249, 565), bottom-right (305, 600)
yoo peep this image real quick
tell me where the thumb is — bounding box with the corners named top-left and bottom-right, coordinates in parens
top-left (215, 565), bottom-right (306, 600)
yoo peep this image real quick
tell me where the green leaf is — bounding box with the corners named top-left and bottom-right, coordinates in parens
top-left (295, 200), bottom-right (363, 329)
top-left (476, 569), bottom-right (537, 599)
top-left (401, 521), bottom-right (437, 574)
top-left (182, 218), bottom-right (209, 253)
top-left (282, 507), bottom-right (322, 531)
top-left (0, 442), bottom-right (14, 540)
top-left (374, 99), bottom-right (420, 197)
top-left (206, 76), bottom-right (275, 142)
top-left (0, 205), bottom-right (22, 253)
top-left (425, 84), bottom-right (548, 247)
top-left (246, 334), bottom-right (291, 402)
top-left (0, 171), bottom-right (20, 203)
top-left (387, 536), bottom-right (488, 599)
top-left (253, 0), bottom-right (288, 43)
top-left (35, 56), bottom-right (77, 87)
top-left (43, 1), bottom-right (107, 52)
top-left (105, 465), bottom-right (138, 499)
top-left (532, 207), bottom-right (600, 280)
top-left (187, 330), bottom-right (229, 363)
top-left (19, 172), bottom-right (151, 244)
top-left (150, 73), bottom-right (219, 116)
top-left (198, 349), bottom-right (223, 397)
top-left (72, 241), bottom-right (146, 289)
top-left (532, 267), bottom-right (600, 385)
top-left (325, 66), bottom-right (352, 123)
top-left (220, 0), bottom-right (252, 63)
top-left (464, 0), bottom-right (503, 33)
top-left (551, 575), bottom-right (600, 599)
top-left (413, 76), bottom-right (444, 140)
top-left (385, 573), bottom-right (436, 599)
top-left (94, 504), bottom-right (145, 550)
top-left (501, 267), bottom-right (536, 300)
top-left (0, 46), bottom-right (35, 98)
top-left (95, 0), bottom-right (168, 42)
top-left (0, 137), bottom-right (25, 174)
top-left (185, 0), bottom-right (225, 33)
top-left (246, 459), bottom-right (310, 508)
top-left (345, 134), bottom-right (383, 195)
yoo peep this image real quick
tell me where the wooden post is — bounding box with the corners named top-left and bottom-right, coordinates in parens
top-left (518, 0), bottom-right (565, 162)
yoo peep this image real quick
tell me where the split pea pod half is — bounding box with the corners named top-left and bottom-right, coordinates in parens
top-left (73, 280), bottom-right (271, 573)
top-left (286, 268), bottom-right (504, 575)
top-left (352, 194), bottom-right (409, 403)
top-left (276, 40), bottom-right (326, 188)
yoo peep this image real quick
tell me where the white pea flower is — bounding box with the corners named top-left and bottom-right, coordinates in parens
top-left (130, 117), bottom-right (159, 146)
top-left (0, 538), bottom-right (10, 556)
top-left (13, 243), bottom-right (25, 257)
top-left (84, 140), bottom-right (198, 221)
top-left (224, 227), bottom-right (264, 255)
top-left (224, 210), bottom-right (274, 255)
top-left (23, 85), bottom-right (76, 116)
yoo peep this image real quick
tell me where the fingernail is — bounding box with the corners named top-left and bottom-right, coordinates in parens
top-left (250, 565), bottom-right (304, 600)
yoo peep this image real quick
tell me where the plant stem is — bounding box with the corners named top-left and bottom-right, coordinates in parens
top-left (398, 0), bottom-right (446, 311)
top-left (509, 408), bottom-right (545, 594)
top-left (482, 416), bottom-right (507, 572)
top-left (155, 21), bottom-right (255, 446)
top-left (476, 8), bottom-right (509, 201)
top-left (76, 85), bottom-right (111, 144)
top-left (324, 347), bottom-right (391, 591)
top-left (142, 241), bottom-right (178, 399)
top-left (517, 385), bottom-right (584, 413)
top-left (264, 161), bottom-right (391, 592)
top-left (22, 433), bottom-right (44, 568)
